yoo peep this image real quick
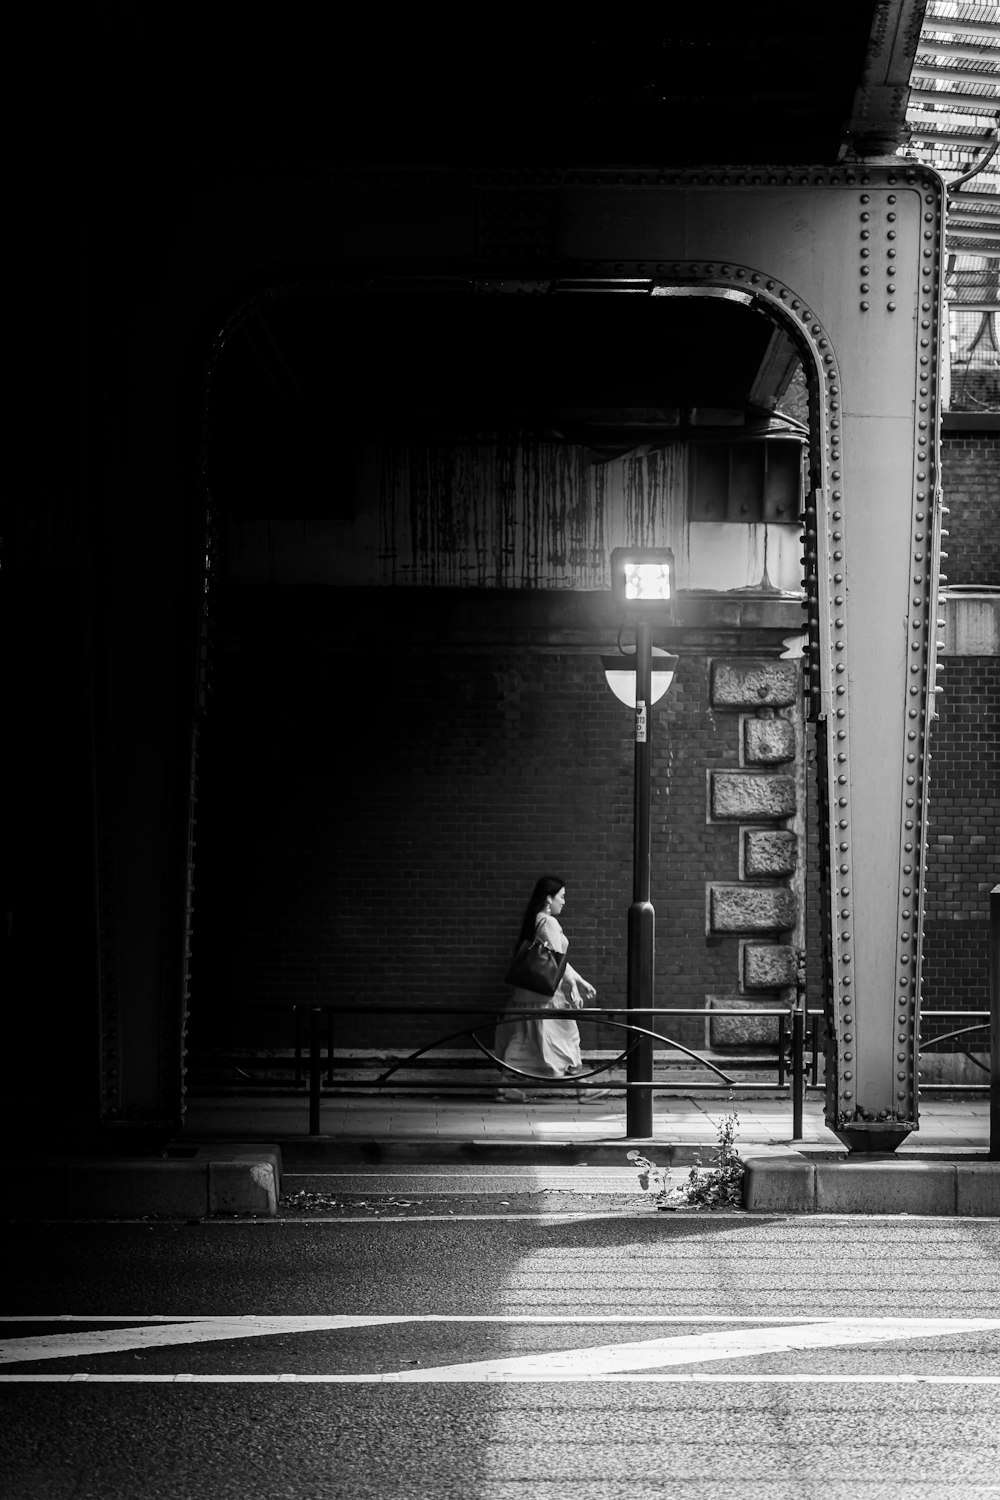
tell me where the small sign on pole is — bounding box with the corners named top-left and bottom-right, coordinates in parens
top-left (635, 700), bottom-right (647, 743)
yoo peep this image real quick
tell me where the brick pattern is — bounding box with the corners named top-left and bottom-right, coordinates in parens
top-left (923, 654), bottom-right (999, 1041)
top-left (939, 436), bottom-right (1000, 587)
top-left (193, 646), bottom-right (762, 1054)
top-left (921, 431), bottom-right (999, 1042)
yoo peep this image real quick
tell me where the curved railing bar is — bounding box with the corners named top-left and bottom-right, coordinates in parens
top-left (471, 1030), bottom-right (639, 1082)
top-left (373, 1015), bottom-right (734, 1087)
top-left (375, 1026), bottom-right (486, 1083)
top-left (919, 1022), bottom-right (990, 1075)
top-left (594, 1018), bottom-right (738, 1085)
top-left (919, 1022), bottom-right (988, 1050)
top-left (377, 1022), bottom-right (637, 1085)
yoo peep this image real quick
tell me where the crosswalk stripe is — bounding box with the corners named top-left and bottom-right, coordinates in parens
top-left (366, 1318), bottom-right (1000, 1382)
top-left (0, 1315), bottom-right (411, 1364)
top-left (1, 1315), bottom-right (996, 1377)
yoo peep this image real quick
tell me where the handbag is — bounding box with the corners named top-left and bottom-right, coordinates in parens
top-left (504, 934), bottom-right (569, 996)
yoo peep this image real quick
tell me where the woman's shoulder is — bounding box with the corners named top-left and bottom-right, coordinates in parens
top-left (535, 912), bottom-right (565, 943)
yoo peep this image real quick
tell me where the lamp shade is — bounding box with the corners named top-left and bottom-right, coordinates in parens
top-left (601, 649), bottom-right (679, 707)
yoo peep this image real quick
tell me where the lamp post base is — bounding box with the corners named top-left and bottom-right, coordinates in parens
top-left (625, 900), bottom-right (655, 1139)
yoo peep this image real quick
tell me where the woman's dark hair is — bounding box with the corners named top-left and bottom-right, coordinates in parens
top-left (515, 875), bottom-right (565, 950)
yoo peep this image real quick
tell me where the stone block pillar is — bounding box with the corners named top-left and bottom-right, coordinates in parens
top-left (706, 657), bottom-right (805, 1048)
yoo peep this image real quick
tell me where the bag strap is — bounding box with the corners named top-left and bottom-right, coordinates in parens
top-left (534, 912), bottom-right (567, 952)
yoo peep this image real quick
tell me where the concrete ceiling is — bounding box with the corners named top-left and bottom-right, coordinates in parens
top-left (74, 3), bottom-right (997, 505)
top-left (87, 3), bottom-right (919, 170)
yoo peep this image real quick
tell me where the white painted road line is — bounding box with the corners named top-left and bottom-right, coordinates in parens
top-left (0, 1316), bottom-right (414, 1364)
top-left (0, 1315), bottom-right (854, 1325)
top-left (1, 1316), bottom-right (997, 1377)
top-left (357, 1318), bottom-right (1000, 1382)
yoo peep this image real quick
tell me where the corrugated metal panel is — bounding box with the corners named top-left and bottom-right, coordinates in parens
top-left (901, 3), bottom-right (999, 407)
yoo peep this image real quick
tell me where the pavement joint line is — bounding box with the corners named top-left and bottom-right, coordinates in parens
top-left (10, 1210), bottom-right (1000, 1224)
top-left (3, 1373), bottom-right (998, 1384)
top-left (223, 1211), bottom-right (1000, 1224)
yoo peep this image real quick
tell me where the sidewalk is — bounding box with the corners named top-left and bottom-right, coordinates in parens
top-left (178, 1090), bottom-right (998, 1215)
top-left (9, 1093), bottom-right (993, 1219)
top-left (181, 1090), bottom-right (993, 1166)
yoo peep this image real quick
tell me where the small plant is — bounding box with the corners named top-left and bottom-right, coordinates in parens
top-left (627, 1108), bottom-right (745, 1211)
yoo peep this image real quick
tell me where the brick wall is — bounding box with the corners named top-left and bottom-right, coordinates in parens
top-left (922, 428), bottom-right (999, 1044)
top-left (939, 434), bottom-right (1000, 586)
top-left (923, 653), bottom-right (999, 1038)
top-left (191, 632), bottom-right (793, 1058)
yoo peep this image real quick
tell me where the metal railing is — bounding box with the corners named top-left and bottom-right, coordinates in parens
top-left (196, 997), bottom-right (995, 1143)
top-left (919, 1011), bottom-right (992, 1090)
top-left (280, 1002), bottom-right (830, 1137)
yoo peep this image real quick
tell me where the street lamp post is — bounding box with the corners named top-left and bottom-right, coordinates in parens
top-left (605, 548), bottom-right (677, 1139)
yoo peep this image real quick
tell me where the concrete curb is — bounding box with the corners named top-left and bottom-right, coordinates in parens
top-left (272, 1138), bottom-right (735, 1168)
top-left (254, 1137), bottom-right (988, 1169)
top-left (6, 1146), bottom-right (283, 1220)
top-left (743, 1155), bottom-right (1000, 1215)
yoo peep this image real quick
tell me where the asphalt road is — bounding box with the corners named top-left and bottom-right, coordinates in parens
top-left (2, 1205), bottom-right (998, 1500)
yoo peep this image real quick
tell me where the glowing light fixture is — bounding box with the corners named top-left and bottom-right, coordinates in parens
top-left (611, 547), bottom-right (675, 609)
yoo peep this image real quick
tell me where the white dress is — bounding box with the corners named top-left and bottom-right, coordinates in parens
top-left (496, 913), bottom-right (591, 1079)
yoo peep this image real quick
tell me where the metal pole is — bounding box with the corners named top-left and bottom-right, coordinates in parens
top-left (626, 619), bottom-right (655, 1138)
top-left (792, 946), bottom-right (806, 1140)
top-left (990, 885), bottom-right (999, 1161)
top-left (792, 1008), bottom-right (804, 1141)
top-left (309, 1006), bottom-right (322, 1136)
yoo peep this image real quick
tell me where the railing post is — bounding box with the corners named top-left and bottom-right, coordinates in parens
top-left (990, 885), bottom-right (999, 1161)
top-left (792, 1009), bottom-right (805, 1141)
top-left (791, 947), bottom-right (806, 1141)
top-left (309, 1006), bottom-right (322, 1136)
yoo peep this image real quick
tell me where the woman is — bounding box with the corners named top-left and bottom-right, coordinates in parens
top-left (495, 876), bottom-right (609, 1103)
